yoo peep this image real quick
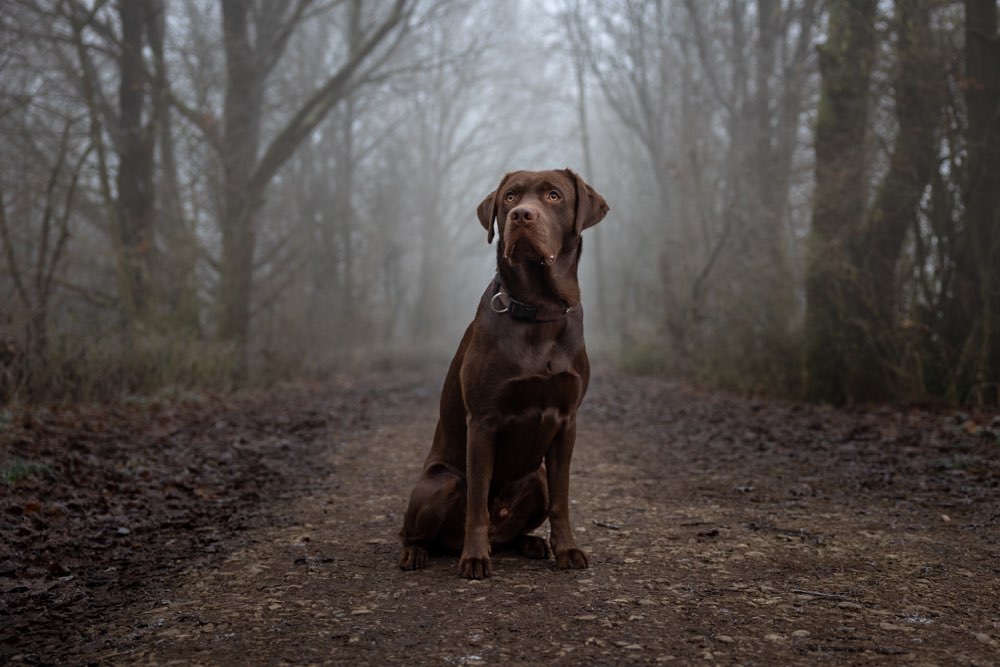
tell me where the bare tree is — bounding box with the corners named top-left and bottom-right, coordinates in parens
top-left (0, 121), bottom-right (89, 362)
top-left (566, 0), bottom-right (821, 389)
top-left (170, 0), bottom-right (412, 368)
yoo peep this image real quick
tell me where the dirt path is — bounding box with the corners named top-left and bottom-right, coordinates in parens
top-left (4, 370), bottom-right (1000, 665)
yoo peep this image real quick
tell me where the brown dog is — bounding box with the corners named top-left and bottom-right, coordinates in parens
top-left (398, 169), bottom-right (609, 579)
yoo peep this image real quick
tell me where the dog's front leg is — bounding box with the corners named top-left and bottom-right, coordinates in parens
top-left (546, 419), bottom-right (589, 569)
top-left (460, 418), bottom-right (495, 579)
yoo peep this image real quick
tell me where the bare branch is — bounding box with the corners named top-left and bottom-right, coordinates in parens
top-left (44, 142), bottom-right (93, 304)
top-left (258, 0), bottom-right (315, 75)
top-left (249, 0), bottom-right (409, 194)
top-left (681, 0), bottom-right (735, 117)
top-left (0, 185), bottom-right (31, 310)
top-left (167, 89), bottom-right (224, 154)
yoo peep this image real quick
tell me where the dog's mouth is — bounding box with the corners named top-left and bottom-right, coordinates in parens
top-left (502, 228), bottom-right (557, 267)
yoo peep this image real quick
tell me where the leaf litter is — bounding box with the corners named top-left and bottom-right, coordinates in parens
top-left (2, 370), bottom-right (998, 664)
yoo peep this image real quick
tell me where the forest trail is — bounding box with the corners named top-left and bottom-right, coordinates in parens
top-left (3, 370), bottom-right (999, 665)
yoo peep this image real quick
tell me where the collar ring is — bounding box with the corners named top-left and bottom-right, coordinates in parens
top-left (490, 292), bottom-right (509, 314)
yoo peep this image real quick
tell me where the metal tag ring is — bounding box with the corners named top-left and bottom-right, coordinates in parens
top-left (490, 292), bottom-right (509, 313)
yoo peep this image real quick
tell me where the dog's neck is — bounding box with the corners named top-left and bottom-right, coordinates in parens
top-left (495, 238), bottom-right (582, 315)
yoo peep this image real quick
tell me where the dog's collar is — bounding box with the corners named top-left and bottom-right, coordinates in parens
top-left (490, 278), bottom-right (574, 322)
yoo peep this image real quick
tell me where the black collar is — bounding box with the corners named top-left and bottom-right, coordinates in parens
top-left (490, 277), bottom-right (574, 322)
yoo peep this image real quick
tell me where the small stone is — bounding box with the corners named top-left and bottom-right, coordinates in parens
top-left (791, 630), bottom-right (810, 638)
top-left (350, 607), bottom-right (372, 615)
top-left (764, 633), bottom-right (786, 643)
top-left (973, 632), bottom-right (997, 646)
top-left (575, 615), bottom-right (597, 621)
top-left (715, 635), bottom-right (734, 643)
top-left (879, 622), bottom-right (911, 632)
top-left (838, 601), bottom-right (863, 610)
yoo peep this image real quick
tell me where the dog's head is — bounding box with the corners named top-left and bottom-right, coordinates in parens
top-left (476, 169), bottom-right (609, 266)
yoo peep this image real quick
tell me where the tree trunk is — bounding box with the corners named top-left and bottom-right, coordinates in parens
top-left (850, 0), bottom-right (942, 401)
top-left (572, 47), bottom-right (609, 339)
top-left (804, 0), bottom-right (878, 404)
top-left (148, 0), bottom-right (201, 334)
top-left (217, 0), bottom-right (264, 367)
top-left (115, 0), bottom-right (156, 326)
top-left (335, 95), bottom-right (358, 347)
top-left (751, 0), bottom-right (794, 336)
top-left (948, 0), bottom-right (1000, 404)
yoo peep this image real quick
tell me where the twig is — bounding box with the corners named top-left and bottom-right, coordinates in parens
top-left (592, 520), bottom-right (621, 530)
top-left (790, 589), bottom-right (852, 600)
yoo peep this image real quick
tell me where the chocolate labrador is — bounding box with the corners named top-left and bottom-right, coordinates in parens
top-left (398, 169), bottom-right (609, 579)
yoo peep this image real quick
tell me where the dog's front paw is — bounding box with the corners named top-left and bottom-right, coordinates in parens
top-left (459, 552), bottom-right (492, 579)
top-left (554, 546), bottom-right (589, 569)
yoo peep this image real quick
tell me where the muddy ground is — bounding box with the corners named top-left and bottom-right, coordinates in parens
top-left (2, 369), bottom-right (999, 665)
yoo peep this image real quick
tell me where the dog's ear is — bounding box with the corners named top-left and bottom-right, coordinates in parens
top-left (476, 173), bottom-right (513, 244)
top-left (565, 168), bottom-right (609, 235)
top-left (476, 189), bottom-right (497, 244)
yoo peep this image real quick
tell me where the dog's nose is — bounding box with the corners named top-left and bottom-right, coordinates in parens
top-left (509, 206), bottom-right (536, 225)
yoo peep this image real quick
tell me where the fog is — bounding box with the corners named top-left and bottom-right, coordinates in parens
top-left (2, 0), bottom-right (999, 406)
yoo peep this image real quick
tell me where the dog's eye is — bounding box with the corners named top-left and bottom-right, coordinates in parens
top-left (548, 190), bottom-right (561, 201)
top-left (504, 191), bottom-right (516, 203)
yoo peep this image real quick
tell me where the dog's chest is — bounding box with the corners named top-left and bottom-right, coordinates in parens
top-left (499, 371), bottom-right (581, 417)
top-left (492, 371), bottom-right (582, 480)
top-left (511, 335), bottom-right (575, 375)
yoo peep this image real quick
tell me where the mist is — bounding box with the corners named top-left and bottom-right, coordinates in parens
top-left (2, 0), bottom-right (998, 406)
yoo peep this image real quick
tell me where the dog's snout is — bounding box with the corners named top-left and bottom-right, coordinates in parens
top-left (509, 206), bottom-right (537, 225)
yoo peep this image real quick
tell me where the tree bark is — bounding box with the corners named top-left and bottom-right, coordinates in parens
top-left (571, 43), bottom-right (608, 338)
top-left (217, 0), bottom-right (265, 361)
top-left (148, 0), bottom-right (201, 333)
top-left (804, 0), bottom-right (878, 404)
top-left (948, 0), bottom-right (1000, 404)
top-left (849, 0), bottom-right (942, 401)
top-left (115, 0), bottom-right (156, 326)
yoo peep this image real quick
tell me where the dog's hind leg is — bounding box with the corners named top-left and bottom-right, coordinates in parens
top-left (399, 464), bottom-right (466, 570)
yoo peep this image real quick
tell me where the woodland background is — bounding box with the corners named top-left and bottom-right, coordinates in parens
top-left (1, 0), bottom-right (998, 407)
